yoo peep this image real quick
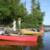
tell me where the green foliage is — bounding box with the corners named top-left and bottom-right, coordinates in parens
top-left (0, 0), bottom-right (26, 26)
top-left (21, 14), bottom-right (33, 28)
top-left (21, 0), bottom-right (44, 28)
top-left (0, 0), bottom-right (44, 28)
top-left (16, 3), bottom-right (27, 18)
top-left (31, 0), bottom-right (44, 28)
top-left (32, 8), bottom-right (44, 28)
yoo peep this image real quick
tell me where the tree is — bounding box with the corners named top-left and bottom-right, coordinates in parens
top-left (0, 0), bottom-right (27, 26)
top-left (21, 14), bottom-right (34, 28)
top-left (16, 3), bottom-right (27, 29)
top-left (16, 3), bottom-right (27, 19)
top-left (21, 0), bottom-right (44, 28)
top-left (0, 0), bottom-right (13, 25)
top-left (31, 0), bottom-right (44, 28)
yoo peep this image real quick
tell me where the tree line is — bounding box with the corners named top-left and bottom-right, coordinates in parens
top-left (0, 0), bottom-right (44, 28)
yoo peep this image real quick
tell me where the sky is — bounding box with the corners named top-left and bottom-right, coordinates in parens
top-left (21, 0), bottom-right (50, 25)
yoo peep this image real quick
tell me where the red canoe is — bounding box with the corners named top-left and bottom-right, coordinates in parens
top-left (0, 35), bottom-right (38, 46)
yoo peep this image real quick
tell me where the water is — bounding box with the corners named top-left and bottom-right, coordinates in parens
top-left (33, 32), bottom-right (50, 50)
top-left (24, 32), bottom-right (50, 50)
top-left (41, 32), bottom-right (50, 50)
top-left (0, 32), bottom-right (50, 50)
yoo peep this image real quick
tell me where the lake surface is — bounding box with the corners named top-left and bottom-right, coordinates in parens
top-left (25, 32), bottom-right (50, 50)
top-left (41, 32), bottom-right (50, 50)
top-left (33, 32), bottom-right (50, 50)
top-left (0, 32), bottom-right (50, 50)
top-left (32, 32), bottom-right (50, 50)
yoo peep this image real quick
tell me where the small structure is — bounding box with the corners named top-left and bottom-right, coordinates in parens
top-left (12, 20), bottom-right (16, 31)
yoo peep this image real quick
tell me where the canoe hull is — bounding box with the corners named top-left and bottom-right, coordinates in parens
top-left (0, 35), bottom-right (38, 46)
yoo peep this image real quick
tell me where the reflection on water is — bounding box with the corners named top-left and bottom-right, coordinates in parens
top-left (0, 32), bottom-right (50, 50)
